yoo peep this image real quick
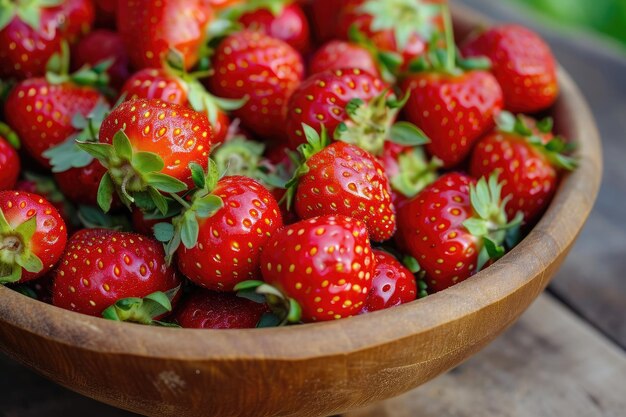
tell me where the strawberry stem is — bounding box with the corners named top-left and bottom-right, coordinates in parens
top-left (441, 3), bottom-right (456, 73)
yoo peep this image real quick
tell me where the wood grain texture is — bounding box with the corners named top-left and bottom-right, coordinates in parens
top-left (346, 294), bottom-right (626, 417)
top-left (0, 6), bottom-right (603, 417)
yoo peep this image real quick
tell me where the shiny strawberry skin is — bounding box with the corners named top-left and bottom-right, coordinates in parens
top-left (260, 215), bottom-right (376, 322)
top-left (395, 173), bottom-right (479, 292)
top-left (309, 41), bottom-right (380, 77)
top-left (470, 131), bottom-right (557, 223)
top-left (0, 0), bottom-right (94, 79)
top-left (361, 250), bottom-right (417, 313)
top-left (286, 68), bottom-right (387, 149)
top-left (239, 3), bottom-right (311, 54)
top-left (117, 0), bottom-right (213, 70)
top-left (401, 70), bottom-right (503, 168)
top-left (52, 228), bottom-right (181, 317)
top-left (174, 289), bottom-right (268, 329)
top-left (99, 99), bottom-right (212, 189)
top-left (71, 29), bottom-right (130, 89)
top-left (0, 137), bottom-right (20, 190)
top-left (0, 191), bottom-right (68, 283)
top-left (4, 79), bottom-right (103, 168)
top-left (54, 160), bottom-right (110, 207)
top-left (208, 31), bottom-right (304, 139)
top-left (177, 176), bottom-right (283, 291)
top-left (295, 142), bottom-right (396, 242)
top-left (461, 25), bottom-right (558, 113)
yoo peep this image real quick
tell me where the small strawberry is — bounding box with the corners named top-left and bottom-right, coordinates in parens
top-left (174, 289), bottom-right (268, 329)
top-left (71, 29), bottom-right (130, 90)
top-left (461, 24), bottom-right (558, 113)
top-left (0, 191), bottom-right (67, 284)
top-left (286, 126), bottom-right (396, 242)
top-left (208, 30), bottom-right (304, 139)
top-left (117, 0), bottom-right (214, 70)
top-left (54, 160), bottom-right (111, 207)
top-left (309, 41), bottom-right (380, 77)
top-left (0, 126), bottom-right (20, 191)
top-left (395, 173), bottom-right (520, 292)
top-left (360, 250), bottom-right (417, 313)
top-left (78, 99), bottom-right (212, 214)
top-left (0, 0), bottom-right (94, 80)
top-left (470, 112), bottom-right (576, 223)
top-left (52, 228), bottom-right (181, 321)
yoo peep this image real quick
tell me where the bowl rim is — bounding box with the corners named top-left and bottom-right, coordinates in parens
top-left (0, 8), bottom-right (603, 363)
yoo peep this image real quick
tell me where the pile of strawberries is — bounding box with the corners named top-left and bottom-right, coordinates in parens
top-left (0, 0), bottom-right (575, 328)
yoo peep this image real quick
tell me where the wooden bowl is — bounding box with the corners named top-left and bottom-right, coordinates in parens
top-left (0, 5), bottom-right (602, 417)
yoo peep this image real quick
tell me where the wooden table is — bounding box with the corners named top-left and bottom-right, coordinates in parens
top-left (2, 1), bottom-right (625, 416)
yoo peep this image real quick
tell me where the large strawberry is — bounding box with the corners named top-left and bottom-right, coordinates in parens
top-left (309, 41), bottom-right (380, 77)
top-left (208, 30), bottom-right (304, 139)
top-left (470, 112), bottom-right (576, 223)
top-left (117, 0), bottom-right (213, 70)
top-left (0, 191), bottom-right (67, 284)
top-left (0, 0), bottom-right (94, 79)
top-left (0, 127), bottom-right (20, 190)
top-left (395, 173), bottom-right (519, 292)
top-left (238, 215), bottom-right (376, 323)
top-left (78, 99), bottom-right (212, 214)
top-left (52, 228), bottom-right (181, 321)
top-left (461, 25), bottom-right (558, 113)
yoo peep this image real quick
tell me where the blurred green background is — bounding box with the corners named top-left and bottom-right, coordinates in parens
top-left (511, 0), bottom-right (626, 50)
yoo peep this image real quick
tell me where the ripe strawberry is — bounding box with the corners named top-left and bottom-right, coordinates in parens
top-left (71, 29), bottom-right (130, 90)
top-left (174, 289), bottom-right (268, 329)
top-left (117, 0), bottom-right (213, 70)
top-left (470, 112), bottom-right (576, 223)
top-left (0, 133), bottom-right (20, 191)
top-left (248, 215), bottom-right (376, 322)
top-left (395, 173), bottom-right (519, 292)
top-left (0, 0), bottom-right (94, 80)
top-left (208, 30), bottom-right (304, 139)
top-left (0, 191), bottom-right (67, 284)
top-left (309, 41), bottom-right (380, 77)
top-left (52, 228), bottom-right (181, 320)
top-left (4, 78), bottom-right (104, 168)
top-left (131, 207), bottom-right (163, 236)
top-left (78, 99), bottom-right (212, 213)
top-left (360, 250), bottom-right (417, 313)
top-left (309, 0), bottom-right (349, 43)
top-left (461, 25), bottom-right (558, 113)
top-left (54, 160), bottom-right (111, 207)
top-left (286, 126), bottom-right (396, 242)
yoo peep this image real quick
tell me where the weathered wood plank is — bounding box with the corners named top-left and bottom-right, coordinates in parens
top-left (346, 294), bottom-right (626, 417)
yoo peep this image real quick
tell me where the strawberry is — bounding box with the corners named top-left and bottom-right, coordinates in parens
top-left (395, 173), bottom-right (519, 292)
top-left (309, 0), bottom-right (348, 43)
top-left (54, 160), bottom-right (111, 207)
top-left (309, 41), bottom-right (380, 77)
top-left (0, 0), bottom-right (94, 80)
top-left (239, 215), bottom-right (376, 323)
top-left (286, 126), bottom-right (396, 242)
top-left (117, 0), bottom-right (213, 70)
top-left (208, 30), bottom-right (304, 139)
top-left (461, 25), bottom-right (558, 113)
top-left (360, 250), bottom-right (416, 313)
top-left (0, 191), bottom-right (67, 284)
top-left (470, 112), bottom-right (576, 223)
top-left (52, 228), bottom-right (181, 321)
top-left (174, 289), bottom-right (268, 329)
top-left (0, 128), bottom-right (20, 191)
top-left (78, 99), bottom-right (213, 214)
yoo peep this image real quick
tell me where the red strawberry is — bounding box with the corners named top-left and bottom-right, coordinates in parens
top-left (470, 112), bottom-right (575, 223)
top-left (395, 173), bottom-right (518, 292)
top-left (71, 29), bottom-right (131, 89)
top-left (238, 2), bottom-right (311, 53)
top-left (131, 207), bottom-right (163, 236)
top-left (253, 215), bottom-right (376, 322)
top-left (117, 0), bottom-right (213, 70)
top-left (0, 191), bottom-right (67, 284)
top-left (0, 133), bottom-right (20, 191)
top-left (79, 99), bottom-right (213, 213)
top-left (309, 41), bottom-right (380, 77)
top-left (360, 250), bottom-right (416, 313)
top-left (208, 30), bottom-right (304, 139)
top-left (174, 289), bottom-right (268, 329)
top-left (53, 160), bottom-right (110, 207)
top-left (309, 0), bottom-right (349, 43)
top-left (287, 127), bottom-right (396, 242)
top-left (461, 25), bottom-right (558, 113)
top-left (4, 78), bottom-right (104, 168)
top-left (0, 0), bottom-right (94, 80)
top-left (52, 228), bottom-right (181, 320)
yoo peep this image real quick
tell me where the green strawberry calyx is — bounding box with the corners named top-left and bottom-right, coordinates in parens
top-left (0, 209), bottom-right (44, 284)
top-left (234, 280), bottom-right (301, 327)
top-left (221, 0), bottom-right (290, 18)
top-left (0, 0), bottom-right (63, 31)
top-left (462, 173), bottom-right (523, 272)
top-left (0, 122), bottom-right (20, 149)
top-left (212, 136), bottom-right (266, 179)
top-left (390, 147), bottom-right (442, 198)
top-left (102, 287), bottom-right (181, 327)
